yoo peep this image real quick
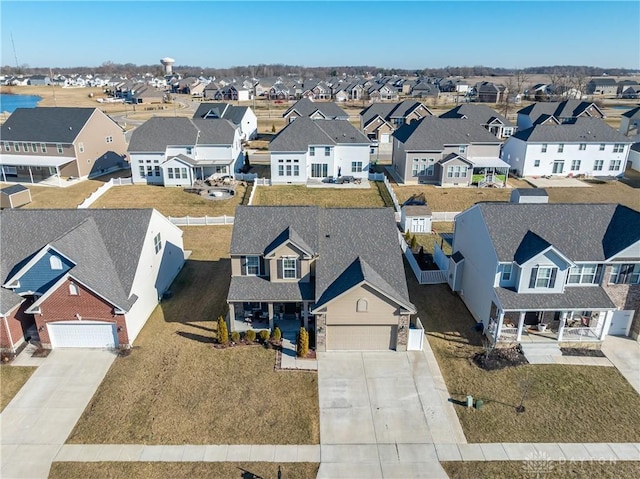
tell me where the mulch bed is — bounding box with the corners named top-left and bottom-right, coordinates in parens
top-left (472, 346), bottom-right (528, 371)
top-left (31, 347), bottom-right (51, 358)
top-left (560, 347), bottom-right (606, 357)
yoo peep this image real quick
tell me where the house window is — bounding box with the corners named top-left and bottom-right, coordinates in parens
top-left (105, 136), bottom-right (113, 143)
top-left (309, 147), bottom-right (315, 156)
top-left (147, 165), bottom-right (153, 176)
top-left (571, 160), bottom-right (581, 171)
top-left (49, 255), bottom-right (63, 270)
top-left (56, 143), bottom-right (63, 154)
top-left (534, 160), bottom-right (540, 167)
top-left (613, 144), bottom-right (624, 153)
top-left (579, 143), bottom-right (586, 150)
top-left (286, 164), bottom-right (292, 176)
top-left (78, 142), bottom-right (84, 153)
top-left (167, 168), bottom-right (174, 179)
top-left (186, 147), bottom-right (193, 155)
top-left (609, 160), bottom-right (621, 171)
top-left (3, 142), bottom-right (9, 152)
top-left (557, 144), bottom-right (564, 153)
top-left (69, 283), bottom-right (79, 295)
top-left (447, 166), bottom-right (454, 178)
top-left (324, 146), bottom-right (331, 156)
top-left (181, 168), bottom-right (188, 179)
top-left (458, 145), bottom-right (466, 154)
top-left (245, 256), bottom-right (260, 276)
top-left (356, 298), bottom-right (368, 312)
top-left (154, 233), bottom-right (162, 254)
top-left (501, 264), bottom-right (512, 281)
top-left (139, 166), bottom-right (146, 177)
top-left (154, 166), bottom-right (160, 176)
top-left (351, 161), bottom-right (363, 173)
top-left (568, 264), bottom-right (600, 284)
top-left (425, 163), bottom-right (434, 176)
top-left (31, 143), bottom-right (38, 152)
top-left (599, 144), bottom-right (605, 151)
top-left (282, 258), bottom-right (297, 279)
top-left (311, 163), bottom-right (328, 178)
top-left (278, 165), bottom-right (284, 176)
top-left (22, 142), bottom-right (29, 152)
top-left (541, 144), bottom-right (547, 153)
top-left (529, 266), bottom-right (557, 289)
top-left (41, 143), bottom-right (47, 153)
top-left (293, 165), bottom-right (299, 176)
top-left (609, 264), bottom-right (640, 285)
top-left (593, 160), bottom-right (604, 171)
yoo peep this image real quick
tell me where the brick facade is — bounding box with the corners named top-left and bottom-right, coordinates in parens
top-left (396, 314), bottom-right (409, 352)
top-left (35, 279), bottom-right (129, 348)
top-left (602, 265), bottom-right (640, 340)
top-left (1, 299), bottom-right (33, 353)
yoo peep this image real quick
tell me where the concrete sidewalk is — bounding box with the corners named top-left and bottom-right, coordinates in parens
top-left (0, 349), bottom-right (116, 479)
top-left (602, 336), bottom-right (640, 394)
top-left (279, 332), bottom-right (317, 370)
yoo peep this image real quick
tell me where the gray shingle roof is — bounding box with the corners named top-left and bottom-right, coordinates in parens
top-left (229, 206), bottom-right (415, 312)
top-left (0, 184), bottom-right (29, 196)
top-left (192, 102), bottom-right (250, 126)
top-left (515, 188), bottom-right (548, 197)
top-left (517, 100), bottom-right (603, 125)
top-left (622, 106), bottom-right (640, 119)
top-left (496, 286), bottom-right (616, 311)
top-left (393, 117), bottom-right (501, 151)
top-left (1, 209), bottom-right (155, 313)
top-left (270, 117), bottom-right (369, 152)
top-left (476, 203), bottom-right (640, 262)
top-left (511, 117), bottom-right (631, 143)
top-left (1, 107), bottom-right (102, 143)
top-left (439, 104), bottom-right (514, 127)
top-left (360, 100), bottom-right (430, 127)
top-left (228, 277), bottom-right (314, 302)
top-left (283, 98), bottom-right (348, 119)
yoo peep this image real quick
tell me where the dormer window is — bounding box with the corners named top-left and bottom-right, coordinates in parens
top-left (529, 266), bottom-right (557, 289)
top-left (282, 258), bottom-right (297, 279)
top-left (50, 255), bottom-right (63, 270)
top-left (458, 145), bottom-right (466, 154)
top-left (501, 264), bottom-right (512, 281)
top-left (245, 256), bottom-right (260, 276)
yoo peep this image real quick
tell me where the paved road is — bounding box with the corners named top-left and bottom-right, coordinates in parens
top-left (0, 350), bottom-right (116, 479)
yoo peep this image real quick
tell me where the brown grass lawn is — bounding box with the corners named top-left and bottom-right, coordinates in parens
top-left (5, 180), bottom-right (103, 209)
top-left (90, 184), bottom-right (245, 217)
top-left (254, 184), bottom-right (386, 208)
top-left (49, 462), bottom-right (319, 479)
top-left (408, 279), bottom-right (640, 443)
top-left (67, 226), bottom-right (319, 445)
top-left (0, 366), bottom-right (36, 411)
top-left (442, 461), bottom-right (640, 479)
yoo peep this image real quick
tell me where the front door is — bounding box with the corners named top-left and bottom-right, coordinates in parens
top-left (311, 163), bottom-right (328, 178)
top-left (552, 161), bottom-right (564, 174)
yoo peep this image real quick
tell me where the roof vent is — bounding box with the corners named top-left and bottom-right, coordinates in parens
top-left (325, 234), bottom-right (330, 238)
top-left (69, 126), bottom-right (72, 130)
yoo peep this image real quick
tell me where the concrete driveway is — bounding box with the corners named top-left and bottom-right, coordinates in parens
top-left (1, 349), bottom-right (116, 479)
top-left (317, 350), bottom-right (464, 479)
top-left (602, 336), bottom-right (640, 394)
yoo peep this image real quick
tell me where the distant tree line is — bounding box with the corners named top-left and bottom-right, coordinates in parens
top-left (1, 62), bottom-right (636, 79)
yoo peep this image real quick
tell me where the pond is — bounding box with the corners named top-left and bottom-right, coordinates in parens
top-left (0, 93), bottom-right (42, 113)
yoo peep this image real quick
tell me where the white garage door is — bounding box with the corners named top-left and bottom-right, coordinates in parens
top-left (48, 321), bottom-right (118, 348)
top-left (326, 325), bottom-right (396, 350)
top-left (608, 311), bottom-right (634, 336)
top-left (410, 217), bottom-right (428, 233)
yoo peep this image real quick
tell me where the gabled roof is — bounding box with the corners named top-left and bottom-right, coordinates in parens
top-left (283, 98), bottom-right (348, 119)
top-left (264, 226), bottom-right (315, 257)
top-left (517, 100), bottom-right (604, 125)
top-left (622, 106), bottom-right (640, 119)
top-left (0, 184), bottom-right (29, 196)
top-left (439, 104), bottom-right (514, 127)
top-left (511, 117), bottom-right (630, 143)
top-left (270, 117), bottom-right (369, 152)
top-left (437, 153), bottom-right (473, 166)
top-left (128, 117), bottom-right (237, 151)
top-left (589, 77), bottom-right (617, 86)
top-left (1, 209), bottom-right (157, 314)
top-left (0, 107), bottom-right (108, 143)
top-left (192, 102), bottom-right (250, 126)
top-left (360, 100), bottom-right (432, 126)
top-left (164, 154), bottom-right (198, 167)
top-left (474, 203), bottom-right (640, 262)
top-left (393, 117), bottom-right (501, 151)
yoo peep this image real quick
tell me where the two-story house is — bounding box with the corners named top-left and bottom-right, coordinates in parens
top-left (448, 202), bottom-right (640, 345)
top-left (227, 206), bottom-right (416, 351)
top-left (269, 117), bottom-right (371, 184)
top-left (439, 104), bottom-right (516, 140)
top-left (391, 117), bottom-right (509, 187)
top-left (0, 107), bottom-right (127, 185)
top-left (587, 77), bottom-right (618, 96)
top-left (517, 100), bottom-right (605, 130)
top-left (0, 209), bottom-right (185, 353)
top-left (360, 100), bottom-right (433, 145)
top-left (282, 98), bottom-right (349, 123)
top-left (128, 117), bottom-right (244, 186)
top-left (193, 102), bottom-right (258, 141)
top-left (502, 117), bottom-right (631, 178)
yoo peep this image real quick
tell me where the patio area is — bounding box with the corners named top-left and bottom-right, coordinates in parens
top-left (526, 176), bottom-right (591, 188)
top-left (306, 178), bottom-right (371, 189)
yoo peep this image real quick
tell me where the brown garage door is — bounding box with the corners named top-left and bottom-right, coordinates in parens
top-left (326, 325), bottom-right (396, 350)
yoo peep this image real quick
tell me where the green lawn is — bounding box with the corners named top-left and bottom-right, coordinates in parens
top-left (408, 280), bottom-right (640, 443)
top-left (0, 366), bottom-right (36, 411)
top-left (49, 462), bottom-right (319, 479)
top-left (66, 227), bottom-right (319, 445)
top-left (253, 184), bottom-right (387, 208)
top-left (91, 184), bottom-right (245, 217)
top-left (442, 461), bottom-right (640, 479)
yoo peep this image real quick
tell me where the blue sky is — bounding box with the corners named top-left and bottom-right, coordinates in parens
top-left (1, 1), bottom-right (638, 70)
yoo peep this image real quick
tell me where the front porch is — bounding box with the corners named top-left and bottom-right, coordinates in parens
top-left (228, 301), bottom-right (315, 333)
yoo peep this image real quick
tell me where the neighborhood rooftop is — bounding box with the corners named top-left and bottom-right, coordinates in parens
top-left (439, 103), bottom-right (514, 127)
top-left (393, 116), bottom-right (501, 150)
top-left (270, 117), bottom-right (369, 151)
top-left (512, 117), bottom-right (631, 143)
top-left (128, 117), bottom-right (237, 151)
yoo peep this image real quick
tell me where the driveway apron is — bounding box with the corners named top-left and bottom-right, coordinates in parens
top-left (602, 336), bottom-right (640, 394)
top-left (1, 349), bottom-right (116, 479)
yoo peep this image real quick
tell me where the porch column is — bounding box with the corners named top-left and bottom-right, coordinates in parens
top-left (56, 165), bottom-right (61, 186)
top-left (1, 167), bottom-right (6, 182)
top-left (228, 303), bottom-right (236, 332)
top-left (28, 166), bottom-right (34, 184)
top-left (302, 301), bottom-right (309, 329)
top-left (494, 310), bottom-right (504, 343)
top-left (600, 311), bottom-right (614, 340)
top-left (268, 302), bottom-right (274, 331)
top-left (557, 311), bottom-right (568, 341)
top-left (516, 311), bottom-right (526, 341)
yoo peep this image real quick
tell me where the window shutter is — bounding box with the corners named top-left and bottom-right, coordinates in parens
top-left (595, 264), bottom-right (604, 284)
top-left (296, 260), bottom-right (301, 279)
top-left (241, 256), bottom-right (246, 275)
top-left (549, 268), bottom-right (557, 288)
top-left (277, 259), bottom-right (283, 279)
top-left (259, 257), bottom-right (265, 277)
top-left (529, 267), bottom-right (538, 288)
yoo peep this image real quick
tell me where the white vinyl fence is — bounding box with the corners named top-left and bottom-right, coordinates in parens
top-left (398, 231), bottom-right (447, 284)
top-left (77, 177), bottom-right (133, 209)
top-left (431, 212), bottom-right (460, 222)
top-left (168, 215), bottom-right (234, 226)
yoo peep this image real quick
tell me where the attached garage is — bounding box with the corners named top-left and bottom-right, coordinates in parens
top-left (326, 325), bottom-right (397, 350)
top-left (608, 310), bottom-right (634, 337)
top-left (47, 321), bottom-right (118, 348)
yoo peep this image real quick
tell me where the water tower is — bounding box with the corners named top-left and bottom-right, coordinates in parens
top-left (160, 57), bottom-right (175, 75)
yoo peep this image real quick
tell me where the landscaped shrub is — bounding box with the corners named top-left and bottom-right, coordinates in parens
top-left (245, 329), bottom-right (256, 342)
top-left (410, 234), bottom-right (418, 250)
top-left (271, 123), bottom-right (276, 133)
top-left (230, 331), bottom-right (240, 343)
top-left (217, 316), bottom-right (228, 345)
top-left (404, 231), bottom-right (412, 243)
top-left (297, 327), bottom-right (309, 358)
top-left (271, 327), bottom-right (282, 342)
top-left (259, 330), bottom-right (270, 342)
